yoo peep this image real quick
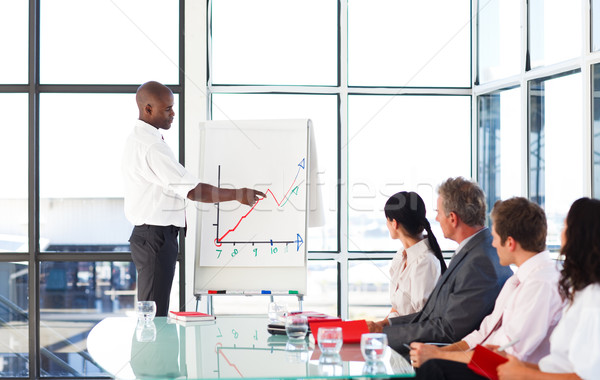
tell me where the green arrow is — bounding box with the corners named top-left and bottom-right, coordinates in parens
top-left (280, 186), bottom-right (299, 207)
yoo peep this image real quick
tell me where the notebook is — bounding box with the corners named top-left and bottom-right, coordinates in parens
top-left (467, 344), bottom-right (508, 380)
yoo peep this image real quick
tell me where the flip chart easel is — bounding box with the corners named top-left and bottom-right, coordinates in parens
top-left (193, 119), bottom-right (312, 313)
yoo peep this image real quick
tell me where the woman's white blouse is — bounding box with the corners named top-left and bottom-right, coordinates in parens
top-left (538, 283), bottom-right (600, 379)
top-left (388, 239), bottom-right (441, 317)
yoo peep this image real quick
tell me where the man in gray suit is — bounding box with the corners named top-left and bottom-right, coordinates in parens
top-left (368, 177), bottom-right (513, 354)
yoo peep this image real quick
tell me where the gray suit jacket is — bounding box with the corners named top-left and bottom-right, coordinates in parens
top-left (384, 228), bottom-right (513, 353)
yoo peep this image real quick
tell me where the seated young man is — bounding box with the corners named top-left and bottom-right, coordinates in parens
top-left (409, 197), bottom-right (565, 380)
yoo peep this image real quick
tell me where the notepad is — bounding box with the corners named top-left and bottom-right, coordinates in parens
top-left (169, 311), bottom-right (215, 322)
top-left (467, 344), bottom-right (508, 380)
top-left (309, 319), bottom-right (369, 344)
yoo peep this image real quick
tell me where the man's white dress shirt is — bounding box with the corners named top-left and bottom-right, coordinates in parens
top-left (122, 120), bottom-right (199, 227)
top-left (462, 251), bottom-right (563, 362)
top-left (388, 239), bottom-right (441, 317)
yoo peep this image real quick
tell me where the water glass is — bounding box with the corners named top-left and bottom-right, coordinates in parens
top-left (285, 340), bottom-right (309, 363)
top-left (361, 333), bottom-right (388, 362)
top-left (318, 353), bottom-right (342, 377)
top-left (136, 301), bottom-right (156, 324)
top-left (362, 361), bottom-right (387, 375)
top-left (317, 327), bottom-right (343, 354)
top-left (268, 302), bottom-right (288, 322)
top-left (135, 321), bottom-right (157, 342)
top-left (285, 315), bottom-right (308, 340)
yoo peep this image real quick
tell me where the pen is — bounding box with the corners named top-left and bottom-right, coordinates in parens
top-left (403, 343), bottom-right (412, 350)
top-left (497, 338), bottom-right (520, 352)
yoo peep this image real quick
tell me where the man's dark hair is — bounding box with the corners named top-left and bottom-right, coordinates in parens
top-left (491, 197), bottom-right (547, 252)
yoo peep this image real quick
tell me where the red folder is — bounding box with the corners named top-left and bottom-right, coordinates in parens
top-left (309, 319), bottom-right (369, 344)
top-left (467, 345), bottom-right (508, 380)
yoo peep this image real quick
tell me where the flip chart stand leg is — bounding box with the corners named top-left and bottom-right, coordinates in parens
top-left (194, 294), bottom-right (214, 315)
top-left (207, 295), bottom-right (213, 315)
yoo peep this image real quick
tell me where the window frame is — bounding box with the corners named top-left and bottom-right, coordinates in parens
top-left (0, 1), bottom-right (186, 378)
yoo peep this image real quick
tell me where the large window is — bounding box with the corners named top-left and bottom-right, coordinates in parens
top-left (211, 0), bottom-right (337, 86)
top-left (477, 0), bottom-right (520, 83)
top-left (39, 261), bottom-right (140, 377)
top-left (209, 0), bottom-right (472, 321)
top-left (348, 0), bottom-right (471, 87)
top-left (0, 262), bottom-right (28, 377)
top-left (0, 2), bottom-right (28, 84)
top-left (40, 0), bottom-right (179, 84)
top-left (1, 0), bottom-right (182, 378)
top-left (477, 1), bottom-right (593, 254)
top-left (0, 94), bottom-right (29, 253)
top-left (38, 94), bottom-right (180, 252)
top-left (348, 259), bottom-right (390, 320)
top-left (478, 87), bottom-right (522, 215)
top-left (347, 95), bottom-right (470, 252)
top-left (594, 0), bottom-right (600, 52)
top-left (529, 0), bottom-right (582, 69)
top-left (530, 72), bottom-right (584, 247)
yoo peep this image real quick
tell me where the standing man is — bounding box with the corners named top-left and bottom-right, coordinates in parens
top-left (122, 81), bottom-right (265, 316)
top-left (368, 177), bottom-right (513, 353)
top-left (410, 197), bottom-right (564, 379)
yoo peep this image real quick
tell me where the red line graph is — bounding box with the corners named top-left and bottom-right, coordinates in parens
top-left (215, 159), bottom-right (304, 245)
top-left (215, 343), bottom-right (243, 377)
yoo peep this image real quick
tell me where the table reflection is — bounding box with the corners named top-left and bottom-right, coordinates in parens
top-left (87, 315), bottom-right (415, 379)
top-left (130, 320), bottom-right (182, 378)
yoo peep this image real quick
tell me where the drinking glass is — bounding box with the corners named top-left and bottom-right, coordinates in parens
top-left (136, 301), bottom-right (156, 324)
top-left (318, 353), bottom-right (342, 376)
top-left (361, 333), bottom-right (388, 362)
top-left (362, 361), bottom-right (387, 375)
top-left (285, 315), bottom-right (308, 340)
top-left (317, 327), bottom-right (343, 354)
top-left (135, 321), bottom-right (157, 342)
top-left (285, 340), bottom-right (309, 363)
top-left (268, 302), bottom-right (288, 322)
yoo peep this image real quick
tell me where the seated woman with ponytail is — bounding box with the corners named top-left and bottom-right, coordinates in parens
top-left (378, 191), bottom-right (447, 324)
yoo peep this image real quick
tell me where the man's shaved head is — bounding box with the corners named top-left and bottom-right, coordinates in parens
top-left (136, 81), bottom-right (175, 130)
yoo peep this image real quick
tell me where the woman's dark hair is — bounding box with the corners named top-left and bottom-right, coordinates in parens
top-left (559, 197), bottom-right (600, 303)
top-left (384, 191), bottom-right (447, 274)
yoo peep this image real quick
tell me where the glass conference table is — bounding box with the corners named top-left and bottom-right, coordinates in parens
top-left (87, 315), bottom-right (415, 379)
